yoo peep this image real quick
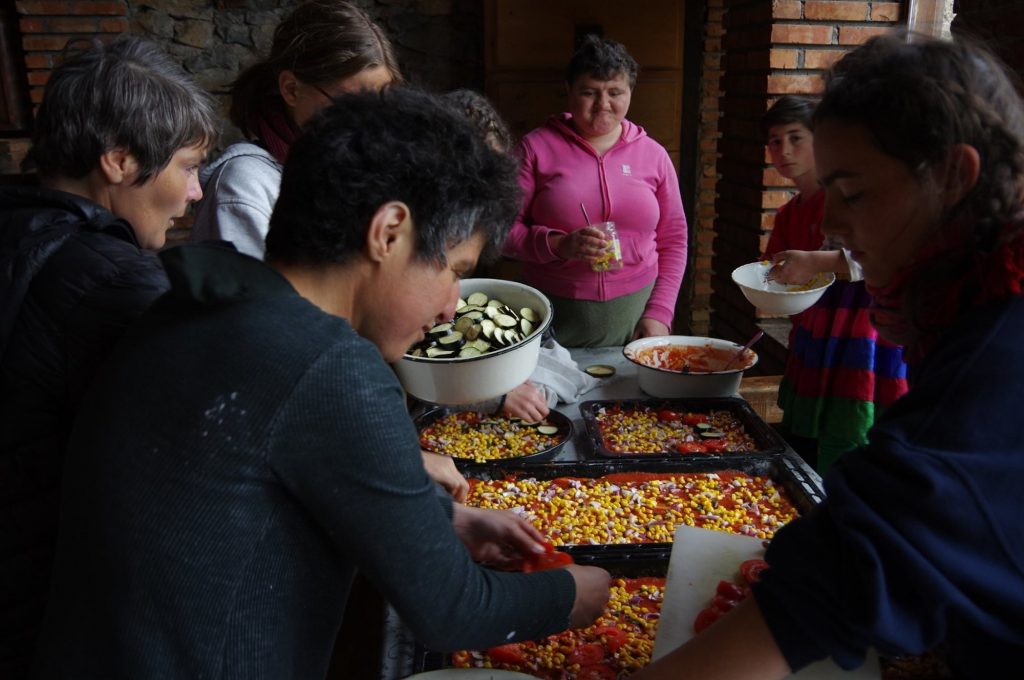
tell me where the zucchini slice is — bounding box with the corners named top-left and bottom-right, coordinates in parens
top-left (584, 364), bottom-right (616, 377)
top-left (466, 292), bottom-right (489, 307)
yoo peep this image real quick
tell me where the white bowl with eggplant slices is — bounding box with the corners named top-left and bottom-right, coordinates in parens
top-left (393, 278), bottom-right (553, 405)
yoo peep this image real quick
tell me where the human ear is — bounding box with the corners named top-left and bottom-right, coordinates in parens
top-left (97, 148), bottom-right (136, 186)
top-left (278, 69), bottom-right (300, 107)
top-left (942, 143), bottom-right (981, 209)
top-left (365, 201), bottom-right (412, 263)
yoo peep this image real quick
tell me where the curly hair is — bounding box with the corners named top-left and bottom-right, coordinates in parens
top-left (266, 87), bottom-right (520, 268)
top-left (27, 35), bottom-right (218, 184)
top-left (565, 34), bottom-right (639, 89)
top-left (815, 31), bottom-right (1024, 242)
top-left (230, 0), bottom-right (402, 136)
top-left (815, 31), bottom-right (1024, 331)
top-left (442, 89), bottom-right (514, 153)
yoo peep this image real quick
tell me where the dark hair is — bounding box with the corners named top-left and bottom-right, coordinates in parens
top-left (27, 35), bottom-right (218, 184)
top-left (442, 89), bottom-right (514, 153)
top-left (230, 0), bottom-right (402, 137)
top-left (762, 95), bottom-right (816, 137)
top-left (816, 31), bottom-right (1024, 329)
top-left (816, 31), bottom-right (1024, 239)
top-left (565, 34), bottom-right (639, 90)
top-left (266, 87), bottom-right (520, 268)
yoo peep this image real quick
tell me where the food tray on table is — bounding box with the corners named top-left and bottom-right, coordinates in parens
top-left (456, 457), bottom-right (823, 555)
top-left (415, 407), bottom-right (574, 467)
top-left (578, 397), bottom-right (787, 460)
top-left (410, 551), bottom-right (672, 678)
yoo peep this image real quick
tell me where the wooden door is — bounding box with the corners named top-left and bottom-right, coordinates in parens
top-left (484, 0), bottom-right (685, 166)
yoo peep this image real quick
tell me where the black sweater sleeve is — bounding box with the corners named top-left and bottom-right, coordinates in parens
top-left (267, 336), bottom-right (576, 651)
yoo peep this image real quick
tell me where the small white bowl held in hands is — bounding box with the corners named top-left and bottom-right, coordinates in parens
top-left (731, 261), bottom-right (835, 316)
top-left (392, 278), bottom-right (552, 405)
top-left (623, 335), bottom-right (759, 398)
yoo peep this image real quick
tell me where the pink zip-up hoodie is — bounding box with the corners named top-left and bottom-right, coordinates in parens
top-left (502, 113), bottom-right (688, 329)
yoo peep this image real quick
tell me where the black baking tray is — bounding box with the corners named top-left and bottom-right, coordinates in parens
top-left (456, 456), bottom-right (823, 553)
top-left (409, 551), bottom-right (671, 675)
top-left (414, 406), bottom-right (574, 467)
top-left (578, 397), bottom-right (788, 460)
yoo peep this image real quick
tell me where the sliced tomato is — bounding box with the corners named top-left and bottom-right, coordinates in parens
top-left (577, 663), bottom-right (617, 680)
top-left (486, 643), bottom-right (526, 666)
top-left (593, 624), bottom-right (629, 652)
top-left (740, 558), bottom-right (769, 584)
top-left (656, 409), bottom-right (680, 422)
top-left (700, 438), bottom-right (730, 452)
top-left (522, 548), bottom-right (574, 572)
top-left (675, 441), bottom-right (707, 454)
top-left (681, 413), bottom-right (709, 426)
top-left (693, 606), bottom-right (722, 634)
top-left (715, 579), bottom-right (746, 601)
top-left (568, 642), bottom-right (605, 666)
top-left (522, 551), bottom-right (573, 572)
top-left (711, 594), bottom-right (739, 613)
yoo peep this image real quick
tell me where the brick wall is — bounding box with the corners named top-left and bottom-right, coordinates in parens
top-left (709, 0), bottom-right (902, 373)
top-left (0, 1), bottom-right (128, 175)
top-left (682, 0), bottom-right (726, 337)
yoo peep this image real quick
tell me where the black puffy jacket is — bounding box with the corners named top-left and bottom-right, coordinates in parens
top-left (0, 186), bottom-right (169, 676)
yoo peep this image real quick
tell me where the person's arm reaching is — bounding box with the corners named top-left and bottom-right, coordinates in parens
top-left (630, 597), bottom-right (791, 680)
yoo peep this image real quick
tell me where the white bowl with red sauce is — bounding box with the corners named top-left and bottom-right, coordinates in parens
top-left (622, 336), bottom-right (759, 398)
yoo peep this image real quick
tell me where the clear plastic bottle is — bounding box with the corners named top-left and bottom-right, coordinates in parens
top-left (591, 221), bottom-right (623, 272)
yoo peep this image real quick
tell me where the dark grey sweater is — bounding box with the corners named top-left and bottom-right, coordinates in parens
top-left (36, 244), bottom-right (575, 679)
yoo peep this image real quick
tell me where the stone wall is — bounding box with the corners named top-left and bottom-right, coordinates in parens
top-left (10, 0), bottom-right (484, 154)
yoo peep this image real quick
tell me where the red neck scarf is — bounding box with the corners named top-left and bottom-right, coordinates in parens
top-left (249, 97), bottom-right (300, 164)
top-left (867, 210), bottom-right (1024, 366)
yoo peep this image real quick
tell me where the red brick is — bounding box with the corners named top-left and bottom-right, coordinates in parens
top-left (50, 17), bottom-right (100, 33)
top-left (15, 1), bottom-right (69, 14)
top-left (24, 53), bottom-right (52, 69)
top-left (763, 166), bottom-right (791, 186)
top-left (806, 1), bottom-right (869, 21)
top-left (803, 47), bottom-right (847, 69)
top-left (19, 17), bottom-right (44, 32)
top-left (27, 70), bottom-right (50, 86)
top-left (23, 34), bottom-right (72, 51)
top-left (30, 88), bottom-right (45, 105)
top-left (99, 17), bottom-right (129, 32)
top-left (772, 0), bottom-right (803, 20)
top-left (767, 73), bottom-right (824, 94)
top-left (769, 47), bottom-right (800, 68)
top-left (762, 189), bottom-right (794, 209)
top-left (838, 24), bottom-right (892, 45)
top-left (870, 2), bottom-right (902, 21)
top-left (72, 1), bottom-right (127, 16)
top-left (771, 23), bottom-right (835, 45)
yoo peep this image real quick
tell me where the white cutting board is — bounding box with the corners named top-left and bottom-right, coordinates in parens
top-left (653, 525), bottom-right (880, 678)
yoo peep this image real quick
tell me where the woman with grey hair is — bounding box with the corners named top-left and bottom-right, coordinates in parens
top-left (0, 35), bottom-right (217, 675)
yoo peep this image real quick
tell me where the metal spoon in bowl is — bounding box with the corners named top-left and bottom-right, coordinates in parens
top-left (724, 330), bottom-right (764, 370)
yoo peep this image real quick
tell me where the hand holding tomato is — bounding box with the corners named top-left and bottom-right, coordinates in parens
top-left (521, 540), bottom-right (574, 572)
top-left (451, 504), bottom-right (547, 569)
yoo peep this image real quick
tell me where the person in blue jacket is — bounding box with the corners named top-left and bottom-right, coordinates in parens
top-left (635, 32), bottom-right (1024, 680)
